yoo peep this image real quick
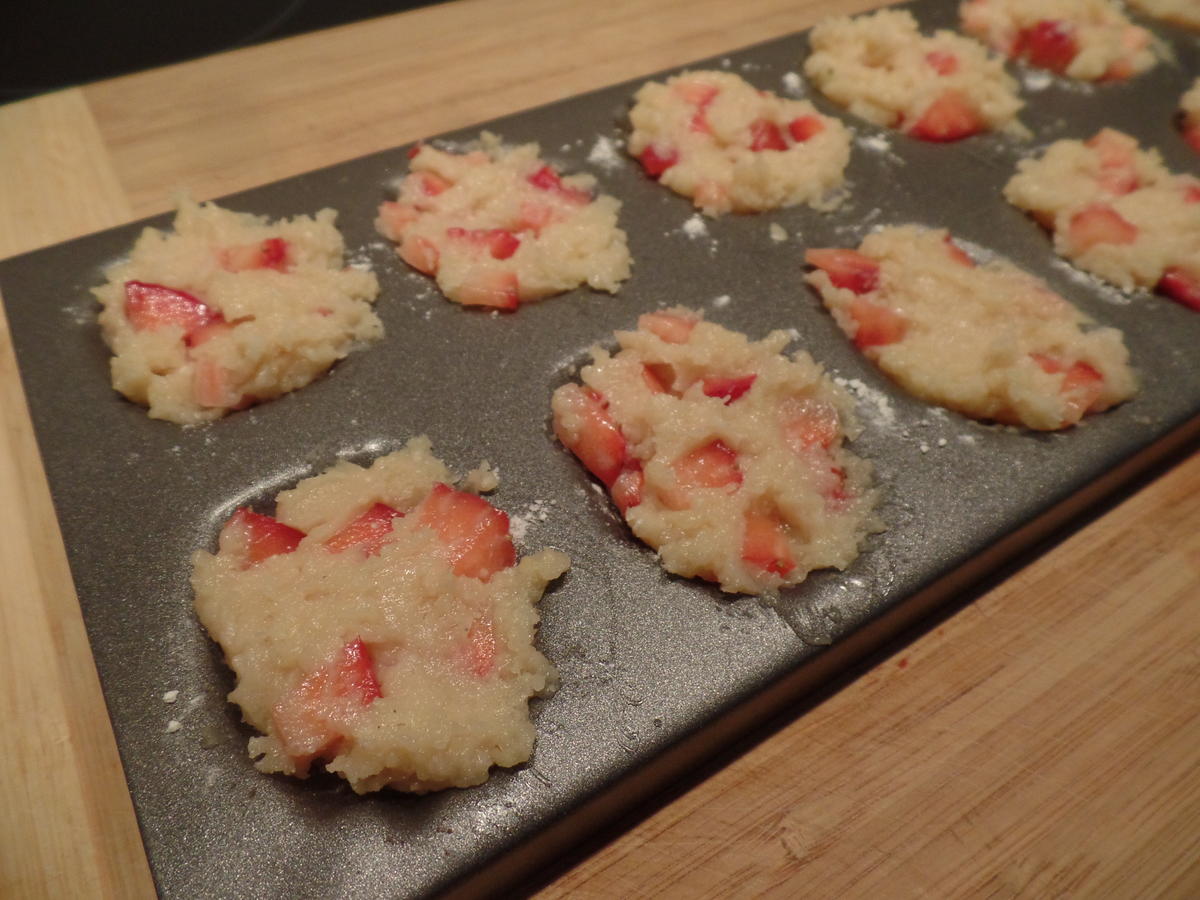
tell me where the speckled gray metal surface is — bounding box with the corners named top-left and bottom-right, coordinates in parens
top-left (2, 1), bottom-right (1198, 897)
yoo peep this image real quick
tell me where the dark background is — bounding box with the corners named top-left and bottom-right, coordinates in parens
top-left (1, 0), bottom-right (436, 103)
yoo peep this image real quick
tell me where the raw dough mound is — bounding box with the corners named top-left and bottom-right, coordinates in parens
top-left (627, 70), bottom-right (852, 216)
top-left (960, 0), bottom-right (1158, 81)
top-left (1126, 0), bottom-right (1200, 31)
top-left (1004, 128), bottom-right (1200, 309)
top-left (376, 132), bottom-right (630, 309)
top-left (805, 9), bottom-right (1024, 142)
top-left (805, 225), bottom-right (1137, 430)
top-left (191, 436), bottom-right (569, 794)
top-left (95, 198), bottom-right (381, 425)
top-left (551, 309), bottom-right (877, 595)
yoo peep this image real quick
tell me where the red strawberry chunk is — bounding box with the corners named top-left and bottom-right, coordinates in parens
top-left (1067, 204), bottom-right (1138, 253)
top-left (673, 440), bottom-right (742, 490)
top-left (399, 235), bottom-right (439, 275)
top-left (192, 357), bottom-right (241, 409)
top-left (690, 111), bottom-right (713, 135)
top-left (221, 507), bottom-right (306, 567)
top-left (553, 384), bottom-right (628, 487)
top-left (742, 510), bottom-right (795, 576)
top-left (1015, 20), bottom-right (1078, 73)
top-left (527, 165), bottom-right (591, 204)
top-left (1182, 182), bottom-right (1200, 204)
top-left (124, 281), bottom-right (224, 342)
top-left (848, 297), bottom-right (908, 348)
top-left (675, 80), bottom-right (720, 107)
top-left (1184, 124), bottom-right (1200, 155)
top-left (324, 502), bottom-right (403, 556)
top-left (749, 118), bottom-right (788, 152)
top-left (420, 173), bottom-right (451, 196)
top-left (376, 201), bottom-right (420, 239)
top-left (464, 617), bottom-right (497, 678)
top-left (415, 483), bottom-right (516, 580)
top-left (787, 116), bottom-right (825, 143)
top-left (639, 145), bottom-right (679, 178)
top-left (445, 227), bottom-right (521, 260)
top-left (908, 90), bottom-right (983, 142)
top-left (805, 248), bottom-right (881, 294)
top-left (272, 638), bottom-right (382, 768)
top-left (1033, 354), bottom-right (1104, 422)
top-left (220, 237), bottom-right (291, 272)
top-left (610, 462), bottom-right (645, 514)
top-left (517, 200), bottom-right (558, 234)
top-left (457, 269), bottom-right (519, 310)
top-left (639, 309), bottom-right (698, 343)
top-left (701, 374), bottom-right (757, 404)
top-left (1086, 131), bottom-right (1140, 195)
top-left (781, 397), bottom-right (840, 453)
top-left (925, 50), bottom-right (959, 75)
top-left (1159, 266), bottom-right (1200, 312)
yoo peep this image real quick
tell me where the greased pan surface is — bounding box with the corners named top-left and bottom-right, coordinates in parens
top-left (2, 2), bottom-right (1198, 896)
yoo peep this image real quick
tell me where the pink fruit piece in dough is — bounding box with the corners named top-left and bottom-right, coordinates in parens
top-left (674, 440), bottom-right (742, 490)
top-left (701, 374), bottom-right (757, 404)
top-left (527, 165), bottom-right (591, 205)
top-left (639, 145), bottom-right (679, 178)
top-left (446, 227), bottom-right (521, 260)
top-left (908, 90), bottom-right (983, 142)
top-left (1086, 131), bottom-right (1139, 195)
top-left (925, 50), bottom-right (959, 75)
top-left (639, 309), bottom-right (698, 344)
top-left (415, 483), bottom-right (516, 581)
top-left (1185, 124), bottom-right (1200, 155)
top-left (192, 358), bottom-right (246, 409)
top-left (1032, 354), bottom-right (1105, 423)
top-left (741, 510), bottom-right (795, 576)
top-left (221, 237), bottom-right (291, 272)
top-left (463, 617), bottom-right (497, 678)
top-left (1015, 20), bottom-right (1078, 73)
top-left (848, 297), bottom-right (908, 349)
top-left (781, 397), bottom-right (840, 453)
top-left (123, 281), bottom-right (226, 346)
top-left (1159, 267), bottom-right (1200, 312)
top-left (324, 503), bottom-right (404, 556)
top-left (553, 384), bottom-right (628, 488)
top-left (399, 235), bottom-right (440, 275)
top-left (805, 248), bottom-right (881, 294)
top-left (610, 462), bottom-right (645, 514)
top-left (221, 507), bottom-right (306, 568)
top-left (376, 202), bottom-right (420, 238)
top-left (748, 119), bottom-right (788, 152)
top-left (272, 637), bottom-right (383, 772)
top-left (457, 270), bottom-right (520, 310)
top-left (1066, 204), bottom-right (1138, 252)
top-left (788, 116), bottom-right (824, 143)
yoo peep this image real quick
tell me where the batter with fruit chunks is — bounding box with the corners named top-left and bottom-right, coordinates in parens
top-left (805, 10), bottom-right (1024, 142)
top-left (551, 309), bottom-right (877, 596)
top-left (375, 132), bottom-right (630, 310)
top-left (1127, 0), bottom-right (1200, 30)
top-left (1004, 129), bottom-right (1200, 312)
top-left (960, 0), bottom-right (1158, 81)
top-left (191, 436), bottom-right (568, 794)
top-left (1181, 79), bottom-right (1200, 155)
top-left (94, 198), bottom-right (381, 425)
top-left (626, 70), bottom-right (851, 216)
top-left (805, 226), bottom-right (1137, 430)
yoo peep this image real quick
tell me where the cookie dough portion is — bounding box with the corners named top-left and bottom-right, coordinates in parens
top-left (551, 310), bottom-right (877, 595)
top-left (805, 9), bottom-right (1024, 142)
top-left (1004, 129), bottom-right (1200, 310)
top-left (960, 0), bottom-right (1157, 81)
top-left (376, 132), bottom-right (630, 310)
top-left (627, 70), bottom-right (852, 216)
top-left (805, 226), bottom-right (1137, 430)
top-left (1181, 79), bottom-right (1200, 154)
top-left (1127, 0), bottom-right (1200, 31)
top-left (94, 198), bottom-right (381, 425)
top-left (191, 436), bottom-right (569, 794)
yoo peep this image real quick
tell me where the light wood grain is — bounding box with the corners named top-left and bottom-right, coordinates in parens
top-left (1, 1), bottom-right (1197, 898)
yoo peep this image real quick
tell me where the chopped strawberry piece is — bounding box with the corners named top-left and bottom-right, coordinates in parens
top-left (781, 397), bottom-right (840, 452)
top-left (376, 201), bottom-right (420, 238)
top-left (749, 118), bottom-right (788, 151)
top-left (908, 90), bottom-right (983, 142)
top-left (639, 145), bottom-right (679, 178)
top-left (517, 200), bottom-right (558, 234)
top-left (943, 235), bottom-right (975, 267)
top-left (925, 50), bottom-right (959, 75)
top-left (1183, 182), bottom-right (1200, 204)
top-left (221, 507), bottom-right (306, 567)
top-left (1101, 58), bottom-right (1134, 82)
top-left (220, 237), bottom-right (291, 273)
top-left (272, 638), bottom-right (382, 768)
top-left (787, 116), bottom-right (825, 143)
top-left (406, 144), bottom-right (423, 159)
top-left (1033, 354), bottom-right (1104, 422)
top-left (415, 483), bottom-right (516, 580)
top-left (805, 248), bottom-right (881, 294)
top-left (187, 318), bottom-right (235, 347)
top-left (465, 618), bottom-right (497, 677)
top-left (124, 281), bottom-right (223, 341)
top-left (1184, 123), bottom-right (1200, 155)
top-left (741, 510), bottom-right (794, 576)
top-left (1015, 20), bottom-right (1078, 73)
top-left (420, 173), bottom-right (451, 196)
top-left (674, 440), bottom-right (742, 490)
top-left (1067, 204), bottom-right (1138, 253)
top-left (527, 165), bottom-right (591, 204)
top-left (675, 80), bottom-right (720, 107)
top-left (399, 235), bottom-right (439, 275)
top-left (690, 111), bottom-right (713, 135)
top-left (1159, 266), bottom-right (1200, 312)
top-left (848, 297), bottom-right (907, 348)
top-left (694, 180), bottom-right (728, 211)
top-left (457, 269), bottom-right (520, 310)
top-left (553, 384), bottom-right (628, 487)
top-left (324, 502), bottom-right (403, 556)
top-left (701, 374), bottom-right (757, 404)
top-left (192, 357), bottom-right (240, 408)
top-left (639, 310), bottom-right (697, 343)
top-left (610, 462), bottom-right (644, 514)
top-left (1086, 131), bottom-right (1139, 195)
top-left (445, 227), bottom-right (521, 260)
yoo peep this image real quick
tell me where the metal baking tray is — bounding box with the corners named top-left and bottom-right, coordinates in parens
top-left (3, 1), bottom-right (1198, 896)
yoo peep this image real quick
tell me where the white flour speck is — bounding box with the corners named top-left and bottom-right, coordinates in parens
top-left (162, 690), bottom-right (179, 704)
top-left (587, 135), bottom-right (622, 169)
top-left (857, 134), bottom-right (893, 154)
top-left (166, 720), bottom-right (182, 734)
top-left (936, 437), bottom-right (948, 447)
top-left (769, 223), bottom-right (788, 243)
top-left (1022, 70), bottom-right (1053, 92)
top-left (919, 442), bottom-right (930, 453)
top-left (712, 294), bottom-right (731, 308)
top-left (834, 377), bottom-right (897, 429)
top-left (682, 214), bottom-right (708, 239)
top-left (781, 72), bottom-right (804, 95)
top-left (957, 434), bottom-right (977, 445)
